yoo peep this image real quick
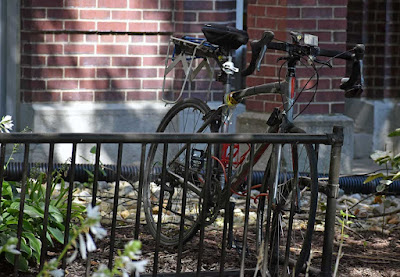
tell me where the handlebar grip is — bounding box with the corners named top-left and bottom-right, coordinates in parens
top-left (241, 31), bottom-right (274, 76)
top-left (318, 48), bottom-right (352, 60)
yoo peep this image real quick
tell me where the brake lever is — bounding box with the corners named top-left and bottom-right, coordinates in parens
top-left (313, 58), bottom-right (332, 68)
top-left (256, 45), bottom-right (267, 71)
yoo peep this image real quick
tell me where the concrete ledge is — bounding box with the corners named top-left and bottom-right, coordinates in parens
top-left (17, 102), bottom-right (245, 164)
top-left (237, 112), bottom-right (354, 175)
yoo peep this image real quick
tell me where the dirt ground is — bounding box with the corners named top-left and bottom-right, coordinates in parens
top-left (2, 221), bottom-right (399, 276)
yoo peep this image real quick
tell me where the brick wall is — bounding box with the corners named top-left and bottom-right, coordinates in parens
top-left (245, 0), bottom-right (348, 115)
top-left (21, 0), bottom-right (236, 104)
top-left (347, 0), bottom-right (400, 99)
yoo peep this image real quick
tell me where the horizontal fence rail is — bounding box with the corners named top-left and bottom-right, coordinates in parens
top-left (0, 131), bottom-right (343, 277)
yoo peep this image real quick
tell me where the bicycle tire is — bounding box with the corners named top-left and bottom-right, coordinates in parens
top-left (143, 98), bottom-right (216, 246)
top-left (258, 128), bottom-right (319, 277)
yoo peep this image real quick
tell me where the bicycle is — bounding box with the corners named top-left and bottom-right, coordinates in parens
top-left (142, 24), bottom-right (364, 276)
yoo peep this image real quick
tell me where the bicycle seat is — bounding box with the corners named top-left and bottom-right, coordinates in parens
top-left (202, 24), bottom-right (249, 51)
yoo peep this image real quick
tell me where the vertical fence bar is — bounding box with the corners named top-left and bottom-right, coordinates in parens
top-left (39, 143), bottom-right (55, 270)
top-left (14, 144), bottom-right (30, 276)
top-left (108, 143), bottom-right (123, 269)
top-left (134, 143), bottom-right (146, 240)
top-left (219, 143), bottom-right (234, 277)
top-left (86, 142), bottom-right (101, 277)
top-left (176, 143), bottom-right (191, 274)
top-left (0, 144), bottom-right (6, 211)
top-left (62, 142), bottom-right (77, 269)
top-left (196, 144), bottom-right (212, 277)
top-left (321, 126), bottom-right (343, 276)
top-left (240, 144), bottom-right (255, 277)
top-left (153, 143), bottom-right (168, 277)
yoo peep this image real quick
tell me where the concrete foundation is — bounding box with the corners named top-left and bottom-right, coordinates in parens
top-left (237, 112), bottom-right (354, 175)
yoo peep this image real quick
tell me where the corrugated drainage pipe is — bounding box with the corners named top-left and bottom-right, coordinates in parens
top-left (3, 162), bottom-right (400, 194)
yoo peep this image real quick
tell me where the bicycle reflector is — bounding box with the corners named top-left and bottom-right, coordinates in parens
top-left (191, 148), bottom-right (205, 169)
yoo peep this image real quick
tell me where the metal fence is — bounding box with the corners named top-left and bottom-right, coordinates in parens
top-left (0, 129), bottom-right (343, 277)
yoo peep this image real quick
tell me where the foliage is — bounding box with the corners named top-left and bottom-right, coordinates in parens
top-left (1, 170), bottom-right (86, 271)
top-left (38, 205), bottom-right (147, 277)
top-left (364, 128), bottom-right (400, 192)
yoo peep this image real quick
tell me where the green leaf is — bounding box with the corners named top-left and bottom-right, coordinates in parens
top-left (90, 146), bottom-right (97, 154)
top-left (20, 237), bottom-right (32, 258)
top-left (376, 183), bottom-right (386, 193)
top-left (363, 173), bottom-right (385, 184)
top-left (24, 233), bottom-right (42, 263)
top-left (23, 205), bottom-right (44, 219)
top-left (48, 205), bottom-right (64, 223)
top-left (392, 171), bottom-right (400, 181)
top-left (48, 226), bottom-right (65, 244)
top-left (388, 128), bottom-right (400, 137)
top-left (5, 252), bottom-right (29, 272)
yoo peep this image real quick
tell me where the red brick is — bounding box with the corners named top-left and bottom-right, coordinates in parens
top-left (65, 21), bottom-right (96, 31)
top-left (86, 34), bottom-right (98, 42)
top-left (255, 18), bottom-right (276, 29)
top-left (128, 22), bottom-right (158, 32)
top-left (111, 11), bottom-right (142, 20)
top-left (21, 8), bottom-right (46, 18)
top-left (285, 19), bottom-right (317, 30)
top-left (21, 79), bottom-right (46, 90)
top-left (98, 0), bottom-right (127, 8)
top-left (23, 91), bottom-right (61, 102)
top-left (21, 55), bottom-right (46, 66)
top-left (334, 7), bottom-right (347, 18)
top-left (111, 79), bottom-right (141, 89)
top-left (266, 7), bottom-right (287, 18)
top-left (98, 22), bottom-right (127, 32)
top-left (302, 8), bottom-right (332, 19)
top-left (318, 0), bottom-right (346, 5)
top-left (112, 57), bottom-right (141, 66)
top-left (143, 11), bottom-right (172, 21)
top-left (199, 12), bottom-right (235, 22)
top-left (63, 92), bottom-right (94, 101)
top-left (97, 68), bottom-right (127, 78)
top-left (331, 103), bottom-right (345, 114)
top-left (246, 100), bottom-right (264, 112)
top-left (95, 91), bottom-right (125, 101)
top-left (183, 1), bottom-right (213, 10)
top-left (127, 91), bottom-right (157, 100)
top-left (116, 35), bottom-right (130, 43)
top-left (24, 43), bottom-right (63, 54)
top-left (23, 20), bottom-right (63, 31)
top-left (130, 0), bottom-right (159, 9)
top-left (318, 20), bottom-right (347, 30)
top-left (299, 103), bottom-right (329, 114)
top-left (160, 0), bottom-right (173, 9)
top-left (65, 44), bottom-right (95, 54)
top-left (47, 80), bottom-right (79, 90)
top-left (97, 45), bottom-right (127, 55)
top-left (174, 12), bottom-right (196, 22)
top-left (48, 9), bottom-right (79, 19)
top-left (80, 57), bottom-right (110, 66)
top-left (287, 0), bottom-right (316, 5)
top-left (23, 0), bottom-right (63, 7)
top-left (80, 10), bottom-right (111, 20)
top-left (315, 91), bottom-right (344, 102)
top-left (80, 80), bottom-right (110, 89)
top-left (65, 0), bottom-right (96, 7)
top-left (55, 34), bottom-right (69, 42)
top-left (128, 68), bottom-right (157, 78)
top-left (100, 35), bottom-right (114, 43)
top-left (65, 68), bottom-right (96, 78)
top-left (48, 56), bottom-right (78, 66)
top-left (143, 57), bottom-right (165, 66)
top-left (45, 34), bottom-right (54, 42)
top-left (29, 68), bottom-right (63, 78)
top-left (128, 45), bottom-right (158, 55)
top-left (70, 34), bottom-right (85, 42)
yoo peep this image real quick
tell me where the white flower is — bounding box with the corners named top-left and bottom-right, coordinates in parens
top-left (85, 232), bottom-right (97, 252)
top-left (90, 223), bottom-right (107, 240)
top-left (66, 250), bottom-right (78, 264)
top-left (49, 269), bottom-right (64, 277)
top-left (5, 243), bottom-right (21, 255)
top-left (0, 115), bottom-right (13, 133)
top-left (132, 260), bottom-right (148, 276)
top-left (79, 234), bottom-right (87, 260)
top-left (87, 204), bottom-right (101, 220)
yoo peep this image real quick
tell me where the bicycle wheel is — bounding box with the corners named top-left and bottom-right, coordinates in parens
top-left (259, 131), bottom-right (318, 276)
top-left (143, 98), bottom-right (219, 246)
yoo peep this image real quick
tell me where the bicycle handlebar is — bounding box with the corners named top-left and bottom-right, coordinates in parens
top-left (241, 31), bottom-right (365, 98)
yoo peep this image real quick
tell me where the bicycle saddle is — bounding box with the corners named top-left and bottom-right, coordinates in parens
top-left (202, 24), bottom-right (249, 51)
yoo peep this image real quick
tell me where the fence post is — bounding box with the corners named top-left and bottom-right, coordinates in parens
top-left (321, 126), bottom-right (343, 276)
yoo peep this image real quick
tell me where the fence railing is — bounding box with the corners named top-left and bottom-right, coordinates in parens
top-left (0, 129), bottom-right (343, 276)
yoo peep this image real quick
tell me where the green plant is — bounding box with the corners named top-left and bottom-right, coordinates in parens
top-left (364, 128), bottom-right (400, 192)
top-left (39, 205), bottom-right (147, 277)
top-left (1, 169), bottom-right (86, 271)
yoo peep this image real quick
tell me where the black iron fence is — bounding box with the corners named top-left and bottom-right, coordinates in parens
top-left (0, 130), bottom-right (343, 276)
